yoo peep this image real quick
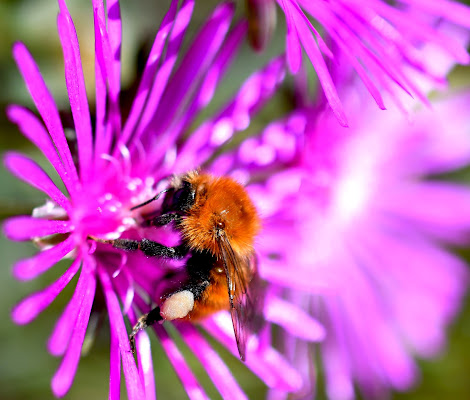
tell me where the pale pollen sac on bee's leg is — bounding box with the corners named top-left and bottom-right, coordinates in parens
top-left (161, 290), bottom-right (195, 320)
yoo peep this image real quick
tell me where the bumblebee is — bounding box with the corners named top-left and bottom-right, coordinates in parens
top-left (96, 171), bottom-right (261, 360)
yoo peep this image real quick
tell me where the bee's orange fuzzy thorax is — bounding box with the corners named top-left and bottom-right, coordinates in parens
top-left (179, 173), bottom-right (260, 257)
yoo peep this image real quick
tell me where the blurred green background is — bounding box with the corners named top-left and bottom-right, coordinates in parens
top-left (1, 0), bottom-right (470, 399)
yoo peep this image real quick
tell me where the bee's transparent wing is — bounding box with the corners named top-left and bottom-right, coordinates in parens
top-left (218, 235), bottom-right (258, 361)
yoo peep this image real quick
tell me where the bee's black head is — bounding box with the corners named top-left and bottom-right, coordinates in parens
top-left (162, 180), bottom-right (195, 214)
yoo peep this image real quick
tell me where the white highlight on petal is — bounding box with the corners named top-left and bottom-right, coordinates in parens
top-left (333, 173), bottom-right (371, 224)
top-left (331, 136), bottom-right (379, 225)
top-left (137, 332), bottom-right (152, 374)
top-left (210, 118), bottom-right (233, 145)
top-left (163, 145), bottom-right (177, 167)
top-left (161, 290), bottom-right (195, 320)
top-left (32, 200), bottom-right (67, 220)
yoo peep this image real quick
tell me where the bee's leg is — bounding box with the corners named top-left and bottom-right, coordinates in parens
top-left (129, 306), bottom-right (163, 353)
top-left (140, 239), bottom-right (188, 258)
top-left (103, 238), bottom-right (188, 259)
top-left (144, 213), bottom-right (181, 227)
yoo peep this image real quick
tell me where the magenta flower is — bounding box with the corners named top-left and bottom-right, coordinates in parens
top-left (248, 0), bottom-right (470, 126)
top-left (3, 0), bottom-right (321, 398)
top-left (236, 83), bottom-right (470, 398)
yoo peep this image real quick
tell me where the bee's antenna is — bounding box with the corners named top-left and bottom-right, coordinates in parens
top-left (130, 189), bottom-right (171, 211)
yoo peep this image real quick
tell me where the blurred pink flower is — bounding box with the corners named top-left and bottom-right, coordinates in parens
top-left (249, 0), bottom-right (470, 126)
top-left (238, 84), bottom-right (470, 398)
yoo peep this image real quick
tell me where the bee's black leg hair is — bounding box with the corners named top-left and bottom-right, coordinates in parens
top-left (144, 213), bottom-right (181, 227)
top-left (107, 238), bottom-right (189, 259)
top-left (129, 306), bottom-right (163, 353)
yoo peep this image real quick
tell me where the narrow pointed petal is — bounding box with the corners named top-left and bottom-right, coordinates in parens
top-left (109, 320), bottom-right (121, 400)
top-left (133, 295), bottom-right (208, 400)
top-left (321, 327), bottom-right (354, 400)
top-left (177, 56), bottom-right (285, 171)
top-left (12, 258), bottom-right (81, 325)
top-left (304, 10), bottom-right (386, 109)
top-left (264, 296), bottom-right (326, 341)
top-left (112, 267), bottom-right (134, 315)
top-left (57, 1), bottom-right (94, 183)
top-left (48, 258), bottom-right (94, 356)
top-left (93, 5), bottom-right (121, 152)
top-left (127, 0), bottom-right (195, 150)
top-left (107, 0), bottom-right (123, 137)
top-left (106, 0), bottom-right (122, 107)
top-left (154, 324), bottom-right (209, 400)
top-left (292, 7), bottom-right (348, 126)
top-left (6, 105), bottom-right (74, 192)
top-left (51, 265), bottom-right (96, 397)
top-left (194, 21), bottom-right (248, 110)
top-left (142, 1), bottom-right (234, 147)
top-left (279, 0), bottom-right (302, 73)
top-left (3, 216), bottom-right (72, 241)
top-left (13, 236), bottom-right (75, 280)
top-left (92, 0), bottom-right (107, 160)
top-left (99, 269), bottom-right (145, 400)
top-left (121, 0), bottom-right (179, 144)
top-left (147, 20), bottom-right (248, 170)
top-left (158, 21), bottom-right (249, 170)
top-left (178, 324), bottom-right (247, 400)
top-left (133, 315), bottom-right (156, 400)
top-left (4, 152), bottom-right (70, 212)
top-left (203, 314), bottom-right (302, 392)
top-left (12, 42), bottom-right (79, 190)
top-left (372, 1), bottom-right (469, 64)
